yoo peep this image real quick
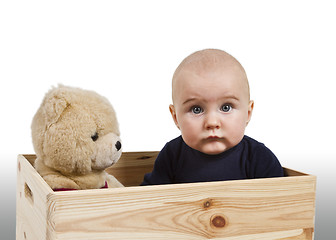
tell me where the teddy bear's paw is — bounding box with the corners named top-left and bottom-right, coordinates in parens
top-left (106, 174), bottom-right (124, 188)
top-left (43, 174), bottom-right (80, 190)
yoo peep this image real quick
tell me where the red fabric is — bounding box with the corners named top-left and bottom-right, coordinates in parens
top-left (53, 181), bottom-right (108, 191)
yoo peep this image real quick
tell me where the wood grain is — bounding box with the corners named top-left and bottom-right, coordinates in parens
top-left (16, 154), bottom-right (53, 240)
top-left (106, 151), bottom-right (158, 187)
top-left (49, 175), bottom-right (315, 239)
top-left (16, 153), bottom-right (316, 240)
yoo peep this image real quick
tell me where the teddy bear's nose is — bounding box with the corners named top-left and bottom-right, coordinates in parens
top-left (115, 141), bottom-right (122, 151)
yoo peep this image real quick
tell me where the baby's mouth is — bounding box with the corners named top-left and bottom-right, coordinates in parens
top-left (207, 136), bottom-right (220, 139)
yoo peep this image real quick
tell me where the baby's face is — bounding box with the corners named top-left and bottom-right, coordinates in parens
top-left (170, 66), bottom-right (254, 155)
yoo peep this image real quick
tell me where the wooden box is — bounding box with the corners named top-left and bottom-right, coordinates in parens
top-left (16, 152), bottom-right (316, 240)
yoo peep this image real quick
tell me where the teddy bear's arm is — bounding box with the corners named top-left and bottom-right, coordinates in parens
top-left (43, 174), bottom-right (80, 190)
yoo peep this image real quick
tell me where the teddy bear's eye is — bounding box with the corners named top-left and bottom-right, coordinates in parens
top-left (91, 132), bottom-right (99, 141)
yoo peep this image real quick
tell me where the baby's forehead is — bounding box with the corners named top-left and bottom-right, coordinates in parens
top-left (172, 49), bottom-right (250, 101)
top-left (174, 50), bottom-right (244, 81)
top-left (183, 49), bottom-right (237, 67)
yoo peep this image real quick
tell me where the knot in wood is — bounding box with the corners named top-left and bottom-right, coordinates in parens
top-left (211, 215), bottom-right (226, 228)
top-left (203, 199), bottom-right (212, 209)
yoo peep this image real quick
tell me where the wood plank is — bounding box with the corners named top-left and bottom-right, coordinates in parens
top-left (22, 153), bottom-right (307, 187)
top-left (106, 151), bottom-right (158, 187)
top-left (48, 175), bottom-right (315, 239)
top-left (16, 154), bottom-right (53, 240)
top-left (17, 154), bottom-right (315, 239)
top-left (283, 168), bottom-right (307, 177)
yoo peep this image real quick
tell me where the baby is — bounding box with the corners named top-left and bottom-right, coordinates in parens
top-left (141, 49), bottom-right (283, 185)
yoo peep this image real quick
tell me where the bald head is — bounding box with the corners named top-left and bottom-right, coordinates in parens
top-left (172, 49), bottom-right (250, 103)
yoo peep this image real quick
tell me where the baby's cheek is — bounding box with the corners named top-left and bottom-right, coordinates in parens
top-left (181, 130), bottom-right (195, 144)
top-left (181, 129), bottom-right (199, 148)
top-left (228, 122), bottom-right (246, 143)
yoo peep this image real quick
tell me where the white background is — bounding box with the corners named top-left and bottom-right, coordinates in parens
top-left (1, 0), bottom-right (335, 239)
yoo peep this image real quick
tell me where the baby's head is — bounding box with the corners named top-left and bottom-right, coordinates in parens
top-left (169, 49), bottom-right (254, 155)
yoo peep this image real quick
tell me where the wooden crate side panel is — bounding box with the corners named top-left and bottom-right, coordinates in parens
top-left (16, 155), bottom-right (53, 240)
top-left (106, 151), bottom-right (157, 187)
top-left (23, 154), bottom-right (38, 166)
top-left (106, 151), bottom-right (307, 187)
top-left (283, 168), bottom-right (308, 177)
top-left (19, 153), bottom-right (308, 188)
top-left (48, 228), bottom-right (313, 240)
top-left (48, 175), bottom-right (315, 240)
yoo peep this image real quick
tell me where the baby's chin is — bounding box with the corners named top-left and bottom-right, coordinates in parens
top-left (195, 142), bottom-right (230, 155)
top-left (201, 148), bottom-right (226, 155)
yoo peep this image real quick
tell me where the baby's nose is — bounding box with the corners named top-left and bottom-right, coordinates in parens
top-left (115, 141), bottom-right (122, 151)
top-left (205, 113), bottom-right (220, 129)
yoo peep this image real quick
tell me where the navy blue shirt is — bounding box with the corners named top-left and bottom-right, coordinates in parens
top-left (141, 135), bottom-right (283, 185)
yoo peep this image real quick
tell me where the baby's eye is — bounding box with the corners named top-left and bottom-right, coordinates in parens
top-left (191, 106), bottom-right (203, 114)
top-left (221, 104), bottom-right (232, 112)
top-left (91, 132), bottom-right (99, 141)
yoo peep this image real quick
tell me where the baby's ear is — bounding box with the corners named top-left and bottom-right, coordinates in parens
top-left (43, 90), bottom-right (69, 126)
top-left (169, 104), bottom-right (180, 129)
top-left (246, 100), bottom-right (254, 126)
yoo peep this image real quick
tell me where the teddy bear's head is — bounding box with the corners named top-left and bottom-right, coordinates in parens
top-left (31, 85), bottom-right (122, 175)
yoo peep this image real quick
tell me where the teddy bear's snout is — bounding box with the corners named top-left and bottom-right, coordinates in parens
top-left (115, 141), bottom-right (122, 151)
top-left (90, 133), bottom-right (122, 170)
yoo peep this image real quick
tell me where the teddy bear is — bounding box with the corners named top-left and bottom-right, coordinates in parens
top-left (31, 85), bottom-right (124, 190)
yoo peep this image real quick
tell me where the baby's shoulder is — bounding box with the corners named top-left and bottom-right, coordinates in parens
top-left (158, 136), bottom-right (184, 160)
top-left (242, 135), bottom-right (268, 150)
top-left (242, 135), bottom-right (278, 162)
top-left (243, 135), bottom-right (278, 161)
top-left (167, 135), bottom-right (184, 146)
top-left (162, 135), bottom-right (196, 162)
top-left (163, 135), bottom-right (183, 152)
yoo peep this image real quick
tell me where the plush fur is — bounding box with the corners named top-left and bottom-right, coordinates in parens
top-left (31, 85), bottom-right (124, 190)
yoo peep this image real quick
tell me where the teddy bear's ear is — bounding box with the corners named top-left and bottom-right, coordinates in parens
top-left (43, 90), bottom-right (70, 126)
